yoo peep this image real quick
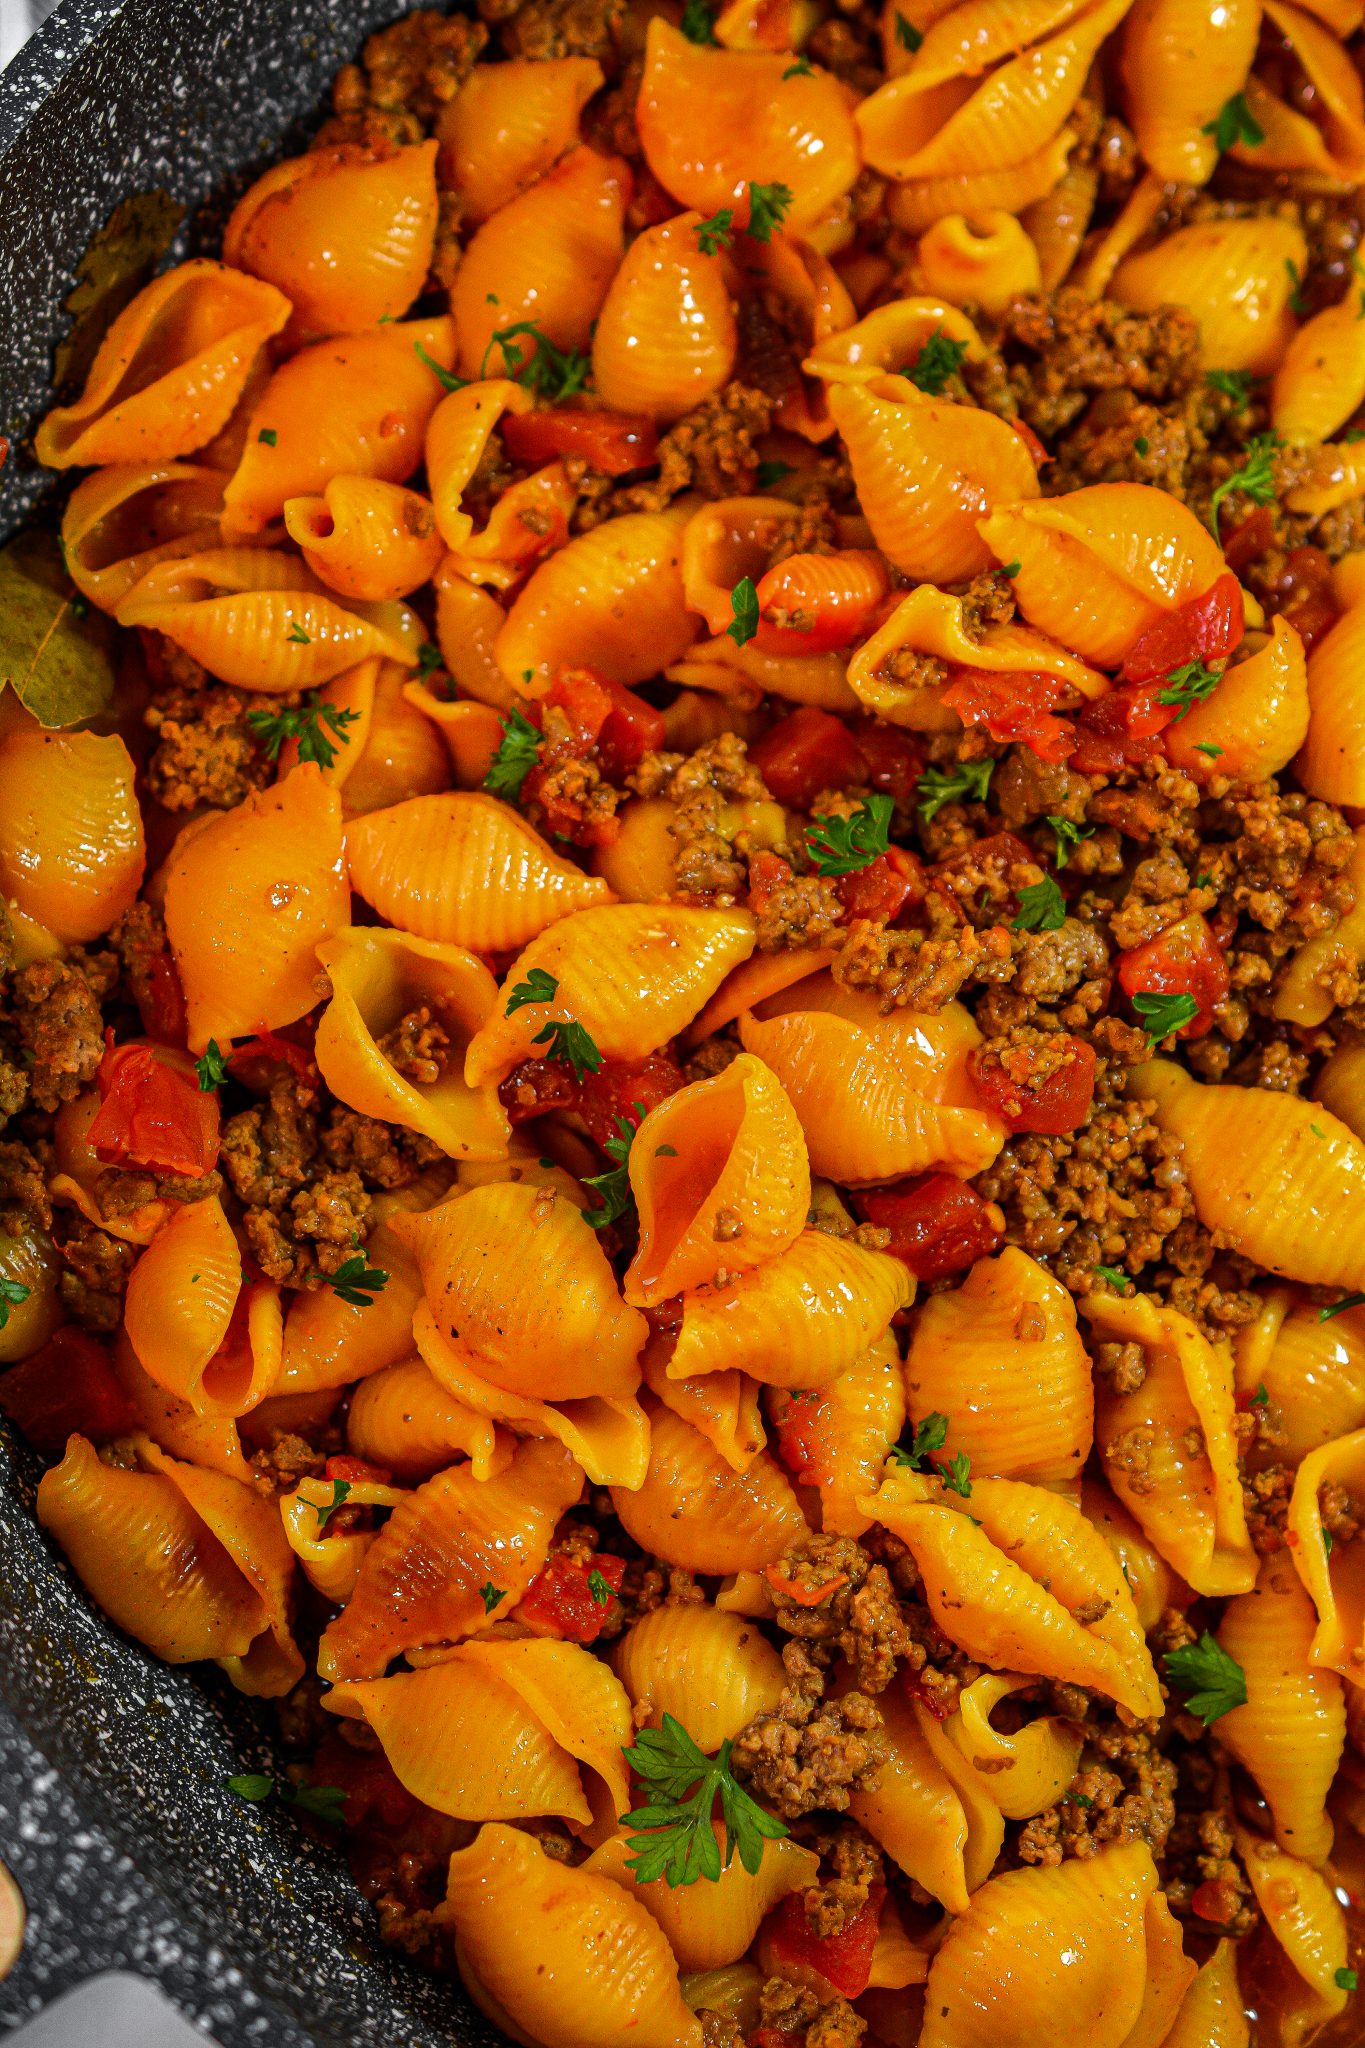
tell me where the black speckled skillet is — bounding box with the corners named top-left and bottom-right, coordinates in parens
top-left (0, 5), bottom-right (503, 2039)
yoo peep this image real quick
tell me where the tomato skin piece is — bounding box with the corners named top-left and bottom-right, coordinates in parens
top-left (539, 668), bottom-right (665, 781)
top-left (939, 668), bottom-right (1076, 763)
top-left (750, 707), bottom-right (868, 810)
top-left (1118, 572), bottom-right (1244, 685)
top-left (500, 407), bottom-right (659, 478)
top-left (1222, 505), bottom-right (1275, 575)
top-left (760, 1885), bottom-right (885, 1998)
top-left (0, 1327), bottom-right (137, 1451)
top-left (1117, 912), bottom-right (1229, 1039)
top-left (498, 1057), bottom-right (579, 1125)
top-left (325, 1454), bottom-right (392, 1485)
top-left (1067, 682), bottom-right (1174, 776)
top-left (838, 847), bottom-right (922, 925)
top-left (86, 1039), bottom-right (220, 1177)
top-left (517, 1551), bottom-right (625, 1642)
top-left (1011, 417), bottom-right (1051, 468)
top-left (853, 1174), bottom-right (1004, 1282)
top-left (966, 1035), bottom-right (1097, 1134)
top-left (575, 1054), bottom-right (684, 1149)
top-left (850, 717), bottom-right (924, 802)
top-left (746, 848), bottom-right (796, 918)
top-left (771, 1389), bottom-right (831, 1485)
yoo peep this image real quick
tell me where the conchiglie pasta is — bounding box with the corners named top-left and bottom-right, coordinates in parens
top-left (1277, 829), bottom-right (1365, 1028)
top-left (1078, 1480), bottom-right (1182, 1634)
top-left (592, 214), bottom-right (738, 423)
top-left (345, 1358), bottom-right (494, 1482)
top-left (587, 1825), bottom-right (819, 1973)
top-left (0, 731), bottom-right (144, 945)
top-left (639, 1336), bottom-right (766, 1474)
top-left (1298, 599), bottom-right (1365, 806)
top-left (424, 380), bottom-right (533, 553)
top-left (849, 1679), bottom-right (1004, 1913)
top-left (914, 211), bottom-right (1042, 314)
top-left (450, 1637), bottom-right (635, 1837)
top-left (1111, 216), bottom-right (1307, 374)
top-left (223, 141), bottom-right (438, 336)
top-left (945, 1673), bottom-right (1085, 1821)
top-left (162, 765), bottom-right (349, 1051)
top-left (122, 1198), bottom-right (252, 1414)
top-left (1161, 1941), bottom-right (1249, 2048)
top-left (1315, 1042), bottom-right (1365, 1141)
top-left (283, 477), bottom-right (444, 602)
top-left (441, 1825), bottom-right (702, 2048)
top-left (0, 1223), bottom-right (63, 1365)
top-left (1286, 1428), bottom-right (1365, 1688)
top-left (1235, 0), bottom-right (1365, 187)
top-left (1163, 618), bottom-right (1309, 784)
top-left (317, 1434), bottom-right (582, 1682)
top-left (611, 1604), bottom-right (786, 1752)
top-left (325, 657), bottom-right (450, 815)
top-left (1020, 156), bottom-right (1099, 290)
top-left (1119, 0), bottom-right (1261, 184)
top-left (437, 57), bottom-right (604, 222)
top-left (846, 580), bottom-right (1105, 729)
top-left (1232, 1286), bottom-right (1365, 1462)
top-left (464, 903), bottom-right (755, 1089)
top-left (60, 460), bottom-right (225, 616)
top-left (610, 1405), bottom-right (808, 1571)
top-left (345, 791), bottom-right (611, 952)
top-left (1214, 1553), bottom-right (1345, 1864)
top-left (35, 260), bottom-right (290, 469)
top-left (905, 1249), bottom-right (1093, 1488)
top-left (450, 146), bottom-right (629, 382)
top-left (766, 1330), bottom-right (905, 1536)
top-left (1236, 1830), bottom-right (1349, 2045)
top-left (886, 126), bottom-right (1078, 234)
top-left (280, 1470), bottom-right (406, 1604)
top-left (1273, 293), bottom-right (1365, 445)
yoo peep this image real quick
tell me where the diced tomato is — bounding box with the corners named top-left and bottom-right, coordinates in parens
top-left (850, 717), bottom-right (925, 803)
top-left (0, 1328), bottom-right (137, 1452)
top-left (325, 1454), bottom-right (392, 1485)
top-left (760, 1886), bottom-right (885, 1999)
top-left (501, 406), bottom-right (659, 478)
top-left (227, 1025), bottom-right (318, 1088)
top-left (1011, 417), bottom-right (1051, 467)
top-left (772, 1389), bottom-right (830, 1485)
top-left (1222, 505), bottom-right (1275, 575)
top-left (750, 707), bottom-right (868, 810)
top-left (838, 847), bottom-right (922, 925)
top-left (544, 669), bottom-right (611, 754)
top-left (854, 1174), bottom-right (1004, 1282)
top-left (497, 1057), bottom-right (579, 1125)
top-left (575, 1054), bottom-right (685, 1149)
top-left (749, 2029), bottom-right (792, 2048)
top-left (967, 1035), bottom-right (1097, 1134)
top-left (596, 678), bottom-right (667, 779)
top-left (118, 919), bottom-right (188, 1046)
top-left (1068, 682), bottom-right (1174, 777)
top-left (753, 550), bottom-right (891, 657)
top-left (1118, 572), bottom-right (1244, 685)
top-left (518, 1550), bottom-right (626, 1643)
top-left (1117, 912), bottom-right (1230, 1039)
top-left (86, 1039), bottom-right (220, 1178)
top-left (1190, 1880), bottom-right (1238, 1926)
top-left (939, 668), bottom-right (1076, 763)
top-left (747, 849), bottom-right (796, 916)
top-left (1274, 545), bottom-right (1341, 652)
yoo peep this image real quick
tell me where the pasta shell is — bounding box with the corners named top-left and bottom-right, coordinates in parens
top-left (918, 1843), bottom-right (1186, 2048)
top-left (593, 214), bottom-right (738, 424)
top-left (1132, 1057), bottom-right (1365, 1290)
top-left (0, 1224), bottom-right (63, 1366)
top-left (1236, 0), bottom-right (1365, 185)
top-left (670, 1228), bottom-right (914, 1388)
top-left (1083, 1287), bottom-right (1255, 1596)
top-left (611, 1405), bottom-right (809, 1571)
top-left (35, 260), bottom-right (290, 469)
top-left (448, 461), bottom-right (579, 593)
top-left (1164, 618), bottom-right (1309, 783)
top-left (1315, 1042), bottom-right (1365, 1141)
top-left (465, 903), bottom-right (755, 1089)
top-left (806, 294), bottom-right (986, 381)
top-left (1021, 158), bottom-right (1099, 291)
top-left (346, 1358), bottom-right (494, 1482)
top-left (317, 1435), bottom-right (582, 1682)
top-left (1161, 1941), bottom-right (1249, 2048)
top-left (945, 1672), bottom-right (1084, 1821)
top-left (451, 145), bottom-right (629, 382)
top-left (859, 1466), bottom-right (1163, 1716)
top-left (1119, 0), bottom-right (1260, 184)
top-left (1287, 441), bottom-right (1365, 520)
top-left (0, 731), bottom-right (144, 945)
top-left (887, 125), bottom-right (1078, 234)
top-left (225, 141), bottom-right (437, 338)
top-left (1287, 1428), bottom-right (1365, 1688)
top-left (906, 1248), bottom-right (1093, 1488)
top-left (1232, 1286), bottom-right (1365, 1463)
top-left (637, 18), bottom-right (861, 231)
top-left (452, 1637), bottom-right (634, 1839)
top-left (313, 927), bottom-right (509, 1160)
top-left (345, 790), bottom-right (612, 952)
top-left (767, 1330), bottom-right (905, 1536)
top-left (397, 1182), bottom-right (645, 1402)
top-left (845, 581), bottom-right (1106, 729)
top-left (851, 1681), bottom-right (1004, 1913)
top-left (404, 685), bottom-right (505, 793)
top-left (280, 1469), bottom-right (402, 1604)
top-left (667, 634), bottom-right (859, 712)
top-left (828, 375), bottom-right (1039, 583)
top-left (611, 1605), bottom-right (786, 1751)
top-left (1112, 216), bottom-right (1307, 374)
top-left (915, 211), bottom-right (1042, 314)
top-left (60, 461), bottom-right (225, 615)
top-left (495, 504), bottom-right (700, 693)
top-left (1276, 827), bottom-right (1365, 1027)
top-left (283, 477), bottom-right (443, 601)
top-left (438, 56), bottom-right (604, 223)
top-left (277, 1184), bottom-right (439, 1395)
top-left (682, 496), bottom-right (825, 636)
top-left (905, 0), bottom-right (1093, 86)
top-left (1273, 295), bottom-right (1365, 446)
top-left (163, 764), bottom-right (349, 1051)
top-left (441, 1825), bottom-right (702, 2048)
top-left (588, 1825), bottom-right (819, 1973)
top-left (328, 657), bottom-right (450, 815)
top-left (685, 948), bottom-right (835, 1048)
top-left (220, 316), bottom-right (457, 537)
top-left (1078, 1480), bottom-right (1181, 1634)
top-left (624, 1053), bottom-right (809, 1305)
top-left (109, 1329), bottom-right (251, 1481)
top-left (1298, 599), bottom-right (1365, 806)
top-left (122, 1197), bottom-right (252, 1414)
top-left (639, 1337), bottom-right (766, 1474)
top-left (1235, 1830), bottom-right (1349, 2043)
top-left (1215, 1554), bottom-right (1345, 1864)
top-left (425, 380), bottom-right (534, 554)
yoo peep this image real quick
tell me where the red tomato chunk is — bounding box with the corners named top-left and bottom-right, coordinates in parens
top-left (1117, 913), bottom-right (1229, 1039)
top-left (966, 1035), bottom-right (1097, 1134)
top-left (760, 1885), bottom-right (885, 1998)
top-left (86, 1039), bottom-right (220, 1177)
top-left (854, 1175), bottom-right (1004, 1281)
top-left (518, 1551), bottom-right (626, 1643)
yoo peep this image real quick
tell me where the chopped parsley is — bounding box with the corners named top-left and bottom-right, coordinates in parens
top-left (482, 321), bottom-right (591, 402)
top-left (1250, 1383), bottom-right (1270, 1407)
top-left (727, 576), bottom-right (760, 646)
top-left (1135, 436), bottom-right (1149, 457)
top-left (195, 1039), bottom-right (230, 1092)
top-left (225, 1774), bottom-right (348, 1825)
top-left (892, 1412), bottom-right (950, 1469)
top-left (806, 794), bottom-right (894, 876)
top-left (1162, 1632), bottom-right (1247, 1725)
top-left (1201, 91), bottom-right (1265, 152)
top-left (1320, 1292), bottom-right (1365, 1322)
top-left (309, 1478), bottom-right (352, 1532)
top-left (247, 692), bottom-right (360, 770)
top-left (755, 458), bottom-right (794, 488)
top-left (285, 621), bottom-right (311, 645)
top-left (532, 1017), bottom-right (603, 1084)
top-left (325, 1254), bottom-right (389, 1309)
top-left (587, 1569), bottom-right (614, 1605)
top-left (937, 1449), bottom-right (973, 1498)
top-left (482, 705), bottom-right (541, 803)
top-left (1047, 815), bottom-right (1093, 869)
top-left (999, 560), bottom-right (1021, 577)
top-left (582, 1109), bottom-right (641, 1232)
top-left (782, 54), bottom-right (814, 76)
top-left (1132, 990), bottom-right (1200, 1043)
top-left (1284, 258), bottom-right (1309, 315)
top-left (481, 1583), bottom-right (507, 1613)
top-left (1011, 876), bottom-right (1066, 933)
top-left (415, 639), bottom-right (444, 681)
top-left (894, 9), bottom-right (923, 48)
top-left (695, 208), bottom-right (735, 256)
top-left (257, 427), bottom-right (278, 447)
top-left (916, 758), bottom-right (993, 820)
top-left (907, 327), bottom-right (969, 396)
top-left (1311, 1122), bottom-right (1327, 1139)
top-left (507, 966), bottom-right (559, 1014)
top-left (1092, 1265), bottom-right (1129, 1290)
top-left (1157, 658), bottom-right (1222, 718)
top-left (0, 1276), bottom-right (32, 1332)
top-left (1326, 1528), bottom-right (1335, 1556)
top-left (1194, 742), bottom-right (1224, 758)
top-left (622, 1713), bottom-right (788, 1888)
top-left (1337, 1968), bottom-right (1358, 1992)
top-left (746, 181), bottom-right (794, 243)
top-left (414, 339), bottom-right (465, 392)
top-left (680, 0), bottom-right (718, 41)
top-left (1207, 431), bottom-right (1280, 539)
top-left (1206, 368), bottom-right (1253, 407)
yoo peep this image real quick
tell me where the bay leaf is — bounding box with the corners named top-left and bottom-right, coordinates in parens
top-left (0, 530), bottom-right (115, 729)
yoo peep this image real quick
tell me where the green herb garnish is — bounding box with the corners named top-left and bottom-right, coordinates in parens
top-left (532, 1018), bottom-right (602, 1084)
top-left (325, 1255), bottom-right (390, 1308)
top-left (247, 692), bottom-right (359, 770)
top-left (727, 576), bottom-right (760, 646)
top-left (507, 966), bottom-right (559, 1014)
top-left (806, 794), bottom-right (894, 876)
top-left (195, 1039), bottom-right (230, 1092)
top-left (1163, 1632), bottom-right (1247, 1725)
top-left (622, 1713), bottom-right (788, 1888)
top-left (482, 705), bottom-right (542, 804)
top-left (1201, 91), bottom-right (1265, 152)
top-left (907, 327), bottom-right (969, 396)
top-left (1132, 990), bottom-right (1200, 1043)
top-left (1011, 876), bottom-right (1066, 932)
top-left (916, 758), bottom-right (993, 821)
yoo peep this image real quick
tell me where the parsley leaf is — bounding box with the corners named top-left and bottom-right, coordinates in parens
top-left (783, 54), bottom-right (814, 76)
top-left (916, 758), bottom-right (993, 821)
top-left (1206, 368), bottom-right (1253, 407)
top-left (1337, 1968), bottom-right (1358, 1992)
top-left (622, 1713), bottom-right (788, 1888)
top-left (507, 966), bottom-right (559, 1014)
top-left (310, 1478), bottom-right (352, 1532)
top-left (1158, 658), bottom-right (1222, 718)
top-left (746, 181), bottom-right (794, 244)
top-left (1207, 431), bottom-right (1281, 539)
top-left (907, 326), bottom-right (968, 396)
top-left (481, 321), bottom-right (591, 402)
top-left (247, 692), bottom-right (359, 770)
top-left (1320, 1292), bottom-right (1365, 1322)
top-left (727, 576), bottom-right (760, 646)
top-left (1194, 742), bottom-right (1224, 758)
top-left (225, 1774), bottom-right (347, 1825)
top-left (582, 1110), bottom-right (641, 1231)
top-left (224, 1772), bottom-right (273, 1802)
top-left (587, 1569), bottom-right (614, 1604)
top-left (257, 427), bottom-right (277, 447)
top-left (482, 705), bottom-right (541, 804)
top-left (806, 794), bottom-right (894, 876)
top-left (195, 1039), bottom-right (230, 1092)
top-left (1201, 91), bottom-right (1265, 152)
top-left (894, 9), bottom-right (923, 48)
top-left (891, 1411), bottom-right (950, 1468)
top-left (285, 621), bottom-right (311, 645)
top-left (1249, 1382), bottom-right (1270, 1408)
top-left (1163, 1631), bottom-right (1247, 1725)
top-left (532, 1017), bottom-right (602, 1084)
top-left (937, 1449), bottom-right (973, 1497)
top-left (680, 0), bottom-right (718, 40)
top-left (481, 1583), bottom-right (507, 1613)
top-left (755, 458), bottom-right (794, 488)
top-left (325, 1254), bottom-right (389, 1308)
top-left (1284, 258), bottom-right (1309, 315)
top-left (1132, 990), bottom-right (1200, 1043)
top-left (695, 208), bottom-right (735, 256)
top-left (1047, 815), bottom-right (1093, 869)
top-left (0, 1275), bottom-right (32, 1331)
top-left (414, 339), bottom-right (465, 391)
top-left (1093, 1265), bottom-right (1129, 1290)
top-left (416, 639), bottom-right (444, 681)
top-left (1011, 876), bottom-right (1066, 932)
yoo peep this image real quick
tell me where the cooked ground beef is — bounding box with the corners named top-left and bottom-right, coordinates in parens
top-left (765, 1535), bottom-right (912, 1695)
top-left (757, 1977), bottom-right (866, 2048)
top-left (143, 675), bottom-right (271, 812)
top-left (732, 1638), bottom-right (886, 1820)
top-left (799, 1822), bottom-right (884, 1938)
top-left (56, 1214), bottom-right (137, 1331)
top-left (318, 7), bottom-right (489, 145)
top-left (10, 954), bottom-right (115, 1113)
top-left (1017, 1720), bottom-right (1177, 1865)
